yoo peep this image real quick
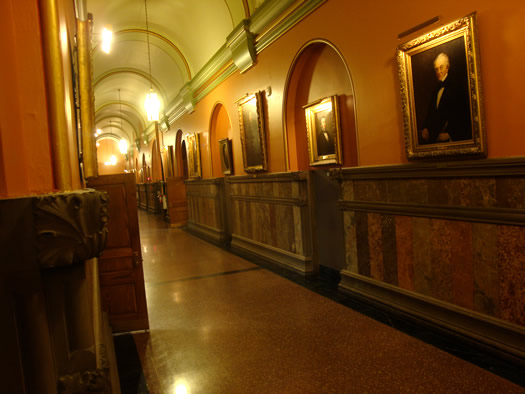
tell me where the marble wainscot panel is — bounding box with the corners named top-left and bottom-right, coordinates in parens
top-left (185, 177), bottom-right (229, 245)
top-left (332, 159), bottom-right (525, 363)
top-left (228, 172), bottom-right (314, 275)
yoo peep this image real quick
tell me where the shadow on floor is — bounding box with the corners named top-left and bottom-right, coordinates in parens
top-left (113, 334), bottom-right (149, 394)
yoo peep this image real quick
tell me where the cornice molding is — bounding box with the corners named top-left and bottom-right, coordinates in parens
top-left (227, 20), bottom-right (257, 73)
top-left (163, 0), bottom-right (326, 126)
top-left (330, 157), bottom-right (525, 180)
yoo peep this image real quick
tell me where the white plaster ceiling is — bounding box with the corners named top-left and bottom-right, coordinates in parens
top-left (87, 0), bottom-right (262, 143)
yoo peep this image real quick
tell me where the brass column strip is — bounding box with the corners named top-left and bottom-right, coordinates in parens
top-left (39, 0), bottom-right (73, 190)
top-left (77, 17), bottom-right (98, 178)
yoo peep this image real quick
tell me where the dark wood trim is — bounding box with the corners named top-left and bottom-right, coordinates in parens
top-left (186, 192), bottom-right (220, 199)
top-left (185, 177), bottom-right (224, 185)
top-left (331, 157), bottom-right (525, 180)
top-left (227, 171), bottom-right (307, 183)
top-left (338, 200), bottom-right (525, 226)
top-left (230, 194), bottom-right (307, 206)
top-left (339, 271), bottom-right (525, 366)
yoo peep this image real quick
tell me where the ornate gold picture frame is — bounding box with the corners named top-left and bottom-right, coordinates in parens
top-left (237, 92), bottom-right (267, 172)
top-left (186, 133), bottom-right (201, 179)
top-left (304, 95), bottom-right (342, 166)
top-left (397, 12), bottom-right (485, 160)
top-left (218, 138), bottom-right (233, 175)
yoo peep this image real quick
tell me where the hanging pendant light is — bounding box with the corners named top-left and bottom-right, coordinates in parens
top-left (143, 0), bottom-right (160, 121)
top-left (118, 89), bottom-right (129, 154)
top-left (104, 121), bottom-right (118, 166)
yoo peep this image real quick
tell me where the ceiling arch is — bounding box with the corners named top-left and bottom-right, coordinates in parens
top-left (86, 0), bottom-right (261, 139)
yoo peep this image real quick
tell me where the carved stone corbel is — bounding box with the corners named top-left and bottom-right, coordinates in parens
top-left (57, 368), bottom-right (110, 394)
top-left (34, 190), bottom-right (109, 269)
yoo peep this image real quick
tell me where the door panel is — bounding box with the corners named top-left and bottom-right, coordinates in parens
top-left (166, 176), bottom-right (188, 226)
top-left (87, 173), bottom-right (149, 332)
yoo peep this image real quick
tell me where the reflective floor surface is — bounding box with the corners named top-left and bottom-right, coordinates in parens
top-left (121, 211), bottom-right (524, 393)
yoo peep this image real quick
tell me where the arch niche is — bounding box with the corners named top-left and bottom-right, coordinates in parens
top-left (284, 41), bottom-right (358, 171)
top-left (209, 103), bottom-right (233, 178)
top-left (175, 129), bottom-right (188, 180)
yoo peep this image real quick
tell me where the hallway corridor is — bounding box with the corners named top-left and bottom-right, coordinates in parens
top-left (125, 211), bottom-right (523, 393)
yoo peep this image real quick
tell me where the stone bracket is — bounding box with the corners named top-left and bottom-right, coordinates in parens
top-left (227, 19), bottom-right (257, 73)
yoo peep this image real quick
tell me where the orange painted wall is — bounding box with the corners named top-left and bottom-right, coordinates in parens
top-left (0, 0), bottom-right (54, 197)
top-left (97, 139), bottom-right (126, 175)
top-left (167, 0), bottom-right (525, 172)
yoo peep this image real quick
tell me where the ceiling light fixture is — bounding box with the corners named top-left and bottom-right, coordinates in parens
top-left (118, 89), bottom-right (129, 154)
top-left (104, 121), bottom-right (117, 166)
top-left (101, 25), bottom-right (112, 54)
top-left (143, 0), bottom-right (160, 121)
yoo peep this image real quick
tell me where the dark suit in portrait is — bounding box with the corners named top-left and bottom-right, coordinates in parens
top-left (316, 114), bottom-right (335, 156)
top-left (420, 52), bottom-right (472, 145)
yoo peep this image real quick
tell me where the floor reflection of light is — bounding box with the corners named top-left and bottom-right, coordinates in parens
top-left (174, 379), bottom-right (188, 394)
top-left (172, 292), bottom-right (179, 303)
top-left (143, 245), bottom-right (148, 253)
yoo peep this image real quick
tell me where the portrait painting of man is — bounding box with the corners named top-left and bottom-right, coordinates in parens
top-left (219, 138), bottom-right (232, 175)
top-left (238, 92), bottom-right (267, 172)
top-left (397, 13), bottom-right (485, 159)
top-left (411, 38), bottom-right (472, 146)
top-left (304, 95), bottom-right (342, 166)
top-left (186, 133), bottom-right (201, 178)
top-left (315, 110), bottom-right (335, 157)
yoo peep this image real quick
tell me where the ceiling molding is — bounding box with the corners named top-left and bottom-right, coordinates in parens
top-left (93, 28), bottom-right (192, 80)
top-left (242, 0), bottom-right (250, 18)
top-left (115, 29), bottom-right (192, 80)
top-left (164, 0), bottom-right (326, 124)
top-left (93, 68), bottom-right (167, 101)
top-left (95, 100), bottom-right (147, 130)
top-left (95, 115), bottom-right (138, 141)
top-left (226, 19), bottom-right (256, 73)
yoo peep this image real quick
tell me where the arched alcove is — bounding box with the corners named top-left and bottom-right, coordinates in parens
top-left (150, 138), bottom-right (163, 182)
top-left (209, 102), bottom-right (233, 178)
top-left (175, 129), bottom-right (189, 179)
top-left (181, 140), bottom-right (188, 180)
top-left (284, 41), bottom-right (358, 171)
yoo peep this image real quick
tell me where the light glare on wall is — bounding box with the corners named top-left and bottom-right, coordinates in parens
top-left (119, 138), bottom-right (129, 154)
top-left (101, 26), bottom-right (112, 54)
top-left (104, 155), bottom-right (117, 166)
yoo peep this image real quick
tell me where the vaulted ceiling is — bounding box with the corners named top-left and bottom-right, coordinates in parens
top-left (87, 0), bottom-right (264, 146)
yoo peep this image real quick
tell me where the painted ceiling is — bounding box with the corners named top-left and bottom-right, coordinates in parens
top-left (87, 0), bottom-right (265, 145)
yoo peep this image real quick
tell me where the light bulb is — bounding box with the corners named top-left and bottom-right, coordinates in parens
top-left (119, 138), bottom-right (129, 154)
top-left (144, 89), bottom-right (160, 121)
top-left (101, 27), bottom-right (112, 54)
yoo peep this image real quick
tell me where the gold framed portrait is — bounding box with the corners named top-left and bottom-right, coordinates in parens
top-left (237, 91), bottom-right (267, 172)
top-left (218, 138), bottom-right (233, 175)
top-left (186, 133), bottom-right (201, 179)
top-left (397, 12), bottom-right (485, 160)
top-left (304, 95), bottom-right (342, 166)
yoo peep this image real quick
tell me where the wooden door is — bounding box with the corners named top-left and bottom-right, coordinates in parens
top-left (87, 173), bottom-right (149, 332)
top-left (166, 176), bottom-right (188, 227)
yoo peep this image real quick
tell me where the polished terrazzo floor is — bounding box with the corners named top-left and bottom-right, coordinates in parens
top-left (128, 210), bottom-right (524, 393)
